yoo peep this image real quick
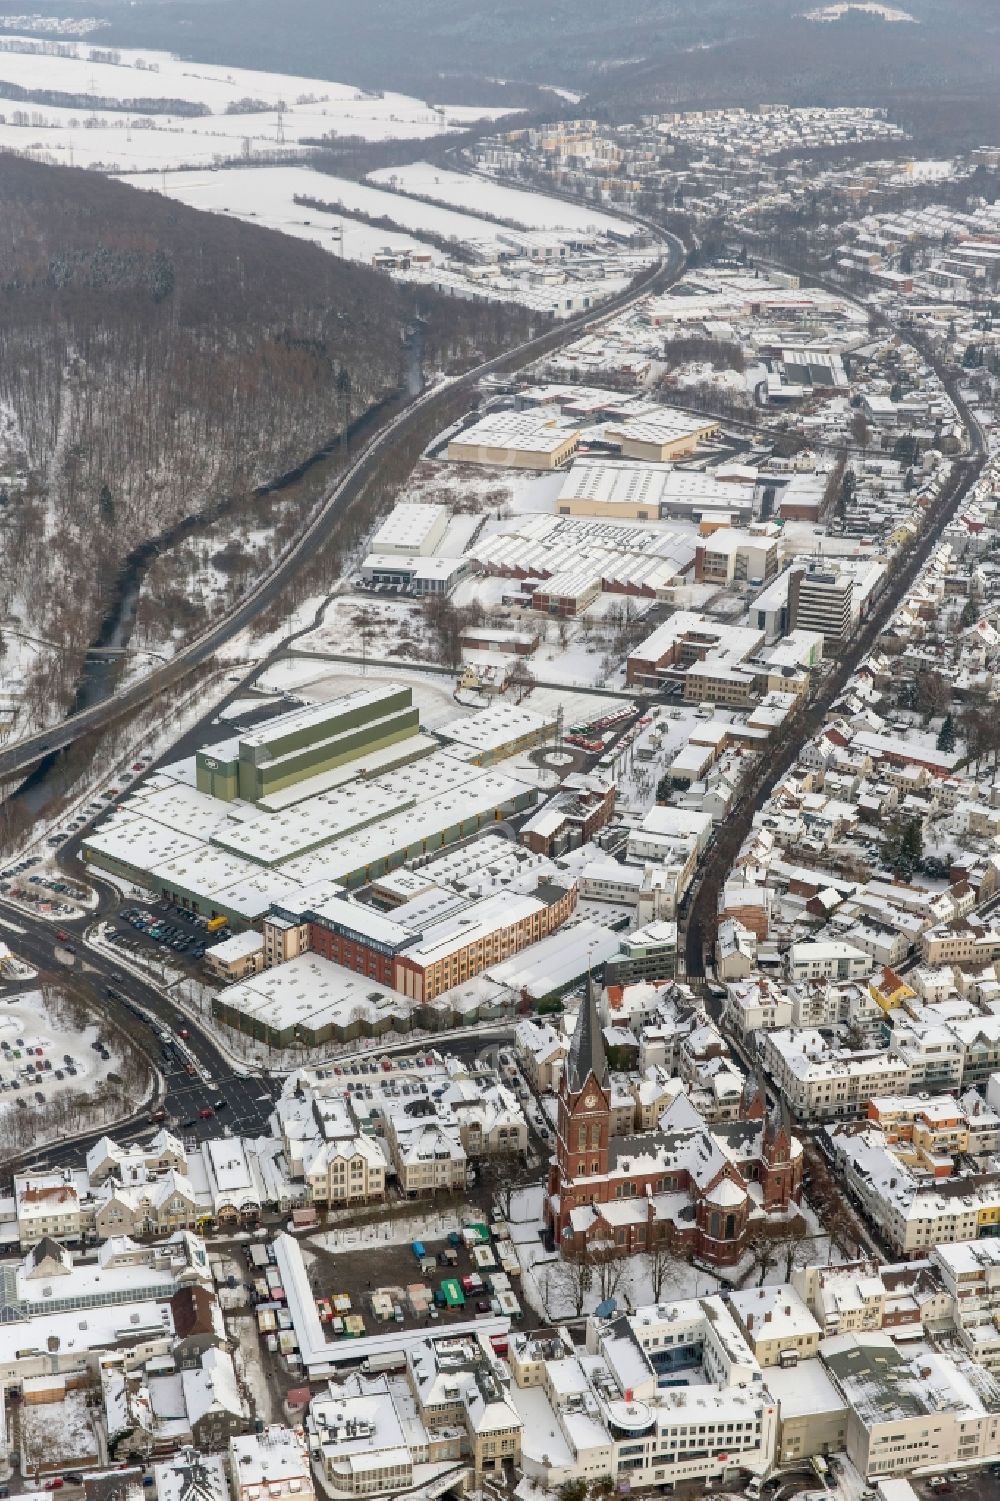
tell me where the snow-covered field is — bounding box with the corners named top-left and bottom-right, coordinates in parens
top-left (0, 15), bottom-right (107, 35)
top-left (0, 37), bottom-right (644, 300)
top-left (369, 161), bottom-right (639, 237)
top-left (0, 35), bottom-right (512, 172)
top-left (804, 2), bottom-right (916, 19)
top-left (118, 160), bottom-right (644, 278)
top-left (118, 164), bottom-right (498, 266)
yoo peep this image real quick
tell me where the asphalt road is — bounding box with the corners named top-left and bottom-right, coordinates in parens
top-left (0, 227), bottom-right (687, 785)
top-left (0, 911), bottom-right (279, 1179)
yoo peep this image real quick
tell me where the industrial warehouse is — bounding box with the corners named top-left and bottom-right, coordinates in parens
top-left (81, 685), bottom-right (543, 926)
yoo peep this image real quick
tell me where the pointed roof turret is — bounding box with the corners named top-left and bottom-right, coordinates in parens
top-left (565, 976), bottom-right (608, 1096)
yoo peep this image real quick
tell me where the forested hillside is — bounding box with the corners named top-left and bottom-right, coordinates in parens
top-left (0, 153), bottom-right (529, 724)
top-left (27, 0), bottom-right (1000, 129)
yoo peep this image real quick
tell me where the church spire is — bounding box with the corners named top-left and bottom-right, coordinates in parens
top-left (565, 976), bottom-right (608, 1095)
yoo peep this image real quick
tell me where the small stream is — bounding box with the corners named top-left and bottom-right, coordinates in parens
top-left (11, 326), bottom-right (427, 814)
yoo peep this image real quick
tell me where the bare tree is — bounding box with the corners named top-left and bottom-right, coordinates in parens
top-left (746, 1226), bottom-right (779, 1287)
top-left (554, 1253), bottom-right (593, 1319)
top-left (589, 1227), bottom-right (633, 1305)
top-left (778, 1220), bottom-right (812, 1281)
top-left (645, 1239), bottom-right (675, 1303)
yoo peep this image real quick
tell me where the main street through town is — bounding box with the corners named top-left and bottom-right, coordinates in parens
top-left (682, 293), bottom-right (990, 983)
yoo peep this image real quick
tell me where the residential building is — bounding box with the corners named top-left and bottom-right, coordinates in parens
top-left (228, 1429), bottom-right (314, 1501)
top-left (728, 1285), bottom-right (823, 1368)
top-left (788, 565), bottom-right (854, 648)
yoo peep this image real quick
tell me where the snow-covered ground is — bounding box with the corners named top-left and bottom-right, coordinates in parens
top-left (0, 985), bottom-right (125, 1134)
top-left (120, 166), bottom-right (445, 265)
top-left (314, 1205), bottom-right (474, 1253)
top-left (507, 1181), bottom-right (832, 1323)
top-left (117, 161), bottom-right (643, 276)
top-left (369, 161), bottom-right (640, 237)
top-left (0, 35), bottom-right (512, 171)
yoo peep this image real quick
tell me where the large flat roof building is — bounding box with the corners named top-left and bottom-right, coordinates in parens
top-left (447, 410), bottom-right (580, 470)
top-left (196, 685), bottom-right (420, 804)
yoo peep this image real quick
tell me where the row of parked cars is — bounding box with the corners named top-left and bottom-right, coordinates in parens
top-left (46, 758), bottom-right (154, 845)
top-left (119, 907), bottom-right (207, 958)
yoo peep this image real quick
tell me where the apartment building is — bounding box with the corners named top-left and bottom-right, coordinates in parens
top-left (309, 1374), bottom-right (457, 1498)
top-left (302, 1135), bottom-right (388, 1209)
top-left (867, 1093), bottom-right (1000, 1166)
top-left (728, 1285), bottom-right (822, 1368)
top-left (15, 1176), bottom-right (89, 1247)
top-left (787, 941), bottom-right (872, 983)
top-left (229, 1430), bottom-right (315, 1501)
top-left (932, 1241), bottom-right (1000, 1372)
top-left (788, 564), bottom-right (854, 648)
top-left (407, 1332), bottom-right (521, 1476)
top-left (828, 1123), bottom-right (1000, 1257)
top-left (761, 1029), bottom-right (910, 1123)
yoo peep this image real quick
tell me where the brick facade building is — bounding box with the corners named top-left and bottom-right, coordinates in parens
top-left (545, 990), bottom-right (804, 1267)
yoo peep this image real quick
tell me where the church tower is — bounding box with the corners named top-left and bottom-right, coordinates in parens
top-left (548, 980), bottom-right (611, 1238)
top-left (760, 1101), bottom-right (798, 1210)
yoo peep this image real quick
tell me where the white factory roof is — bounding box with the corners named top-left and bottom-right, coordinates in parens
top-left (370, 502), bottom-right (449, 553)
top-left (363, 553), bottom-right (467, 581)
top-left (486, 919), bottom-right (620, 999)
top-left (606, 409), bottom-right (714, 445)
top-left (558, 460), bottom-right (673, 509)
top-left (215, 953), bottom-right (404, 1035)
top-left (452, 408), bottom-right (580, 454)
top-left (438, 703), bottom-right (552, 755)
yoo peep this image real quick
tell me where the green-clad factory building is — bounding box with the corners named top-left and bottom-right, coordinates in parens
top-left (197, 684), bottom-right (420, 804)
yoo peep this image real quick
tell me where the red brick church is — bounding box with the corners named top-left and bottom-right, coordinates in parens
top-left (544, 985), bottom-right (804, 1266)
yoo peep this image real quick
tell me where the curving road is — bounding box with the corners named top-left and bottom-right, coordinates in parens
top-left (0, 226), bottom-right (687, 785)
top-left (0, 911), bottom-right (279, 1178)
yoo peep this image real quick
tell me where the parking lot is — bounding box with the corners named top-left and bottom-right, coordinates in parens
top-left (910, 1470), bottom-right (1000, 1501)
top-left (103, 898), bottom-right (221, 969)
top-left (0, 988), bottom-right (119, 1128)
